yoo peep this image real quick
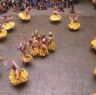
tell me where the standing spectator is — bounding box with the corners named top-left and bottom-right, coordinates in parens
top-left (31, 0), bottom-right (37, 8)
top-left (58, 0), bottom-right (64, 12)
top-left (67, 0), bottom-right (75, 13)
top-left (46, 0), bottom-right (51, 8)
top-left (27, 0), bottom-right (32, 9)
top-left (18, 0), bottom-right (22, 11)
top-left (68, 0), bottom-right (74, 8)
top-left (64, 0), bottom-right (69, 8)
top-left (4, 0), bottom-right (9, 9)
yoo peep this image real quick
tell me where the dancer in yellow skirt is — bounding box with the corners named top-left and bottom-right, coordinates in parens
top-left (68, 11), bottom-right (80, 31)
top-left (39, 38), bottom-right (49, 57)
top-left (18, 40), bottom-right (32, 64)
top-left (93, 93), bottom-right (96, 95)
top-left (18, 7), bottom-right (31, 21)
top-left (0, 25), bottom-right (7, 40)
top-left (93, 67), bottom-right (96, 78)
top-left (29, 42), bottom-right (40, 57)
top-left (0, 14), bottom-right (15, 31)
top-left (50, 7), bottom-right (62, 22)
top-left (27, 31), bottom-right (40, 57)
top-left (47, 32), bottom-right (56, 51)
top-left (91, 38), bottom-right (96, 49)
top-left (9, 60), bottom-right (28, 85)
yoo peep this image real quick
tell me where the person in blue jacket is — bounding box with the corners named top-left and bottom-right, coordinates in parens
top-left (31, 0), bottom-right (37, 8)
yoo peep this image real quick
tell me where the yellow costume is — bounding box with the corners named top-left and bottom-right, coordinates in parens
top-left (22, 54), bottom-right (32, 63)
top-left (93, 67), bottom-right (96, 77)
top-left (48, 42), bottom-right (56, 51)
top-left (9, 69), bottom-right (28, 85)
top-left (18, 12), bottom-right (31, 21)
top-left (91, 39), bottom-right (96, 49)
top-left (39, 48), bottom-right (49, 57)
top-left (30, 47), bottom-right (39, 56)
top-left (2, 22), bottom-right (15, 31)
top-left (0, 30), bottom-right (7, 39)
top-left (50, 14), bottom-right (62, 22)
top-left (68, 20), bottom-right (80, 30)
top-left (92, 93), bottom-right (96, 95)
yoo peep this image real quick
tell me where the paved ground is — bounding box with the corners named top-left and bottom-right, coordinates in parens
top-left (0, 0), bottom-right (96, 95)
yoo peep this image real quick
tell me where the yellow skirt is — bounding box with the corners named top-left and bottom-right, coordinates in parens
top-left (9, 69), bottom-right (28, 85)
top-left (22, 54), bottom-right (32, 63)
top-left (50, 14), bottom-right (62, 22)
top-left (2, 22), bottom-right (15, 31)
top-left (30, 47), bottom-right (40, 56)
top-left (0, 30), bottom-right (7, 39)
top-left (91, 39), bottom-right (96, 49)
top-left (93, 67), bottom-right (96, 77)
top-left (39, 48), bottom-right (49, 57)
top-left (48, 42), bottom-right (56, 51)
top-left (18, 12), bottom-right (31, 21)
top-left (92, 93), bottom-right (96, 95)
top-left (68, 22), bottom-right (80, 30)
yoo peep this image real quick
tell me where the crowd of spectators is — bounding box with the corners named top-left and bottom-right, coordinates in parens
top-left (0, 0), bottom-right (79, 14)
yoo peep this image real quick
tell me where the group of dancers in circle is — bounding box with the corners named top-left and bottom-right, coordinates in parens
top-left (18, 6), bottom-right (81, 31)
top-left (50, 6), bottom-right (80, 31)
top-left (18, 31), bottom-right (56, 64)
top-left (0, 14), bottom-right (15, 40)
top-left (0, 5), bottom-right (81, 40)
top-left (0, 31), bottom-right (56, 86)
top-left (0, 6), bottom-right (31, 40)
top-left (0, 6), bottom-right (96, 95)
top-left (0, 5), bottom-right (81, 86)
